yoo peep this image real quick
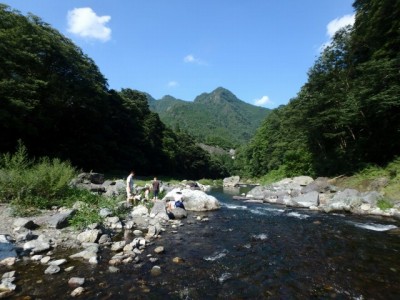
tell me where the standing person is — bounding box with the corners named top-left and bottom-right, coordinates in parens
top-left (126, 170), bottom-right (135, 205)
top-left (152, 177), bottom-right (160, 200)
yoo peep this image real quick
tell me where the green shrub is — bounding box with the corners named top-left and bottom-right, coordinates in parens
top-left (68, 202), bottom-right (104, 230)
top-left (0, 143), bottom-right (76, 209)
top-left (377, 198), bottom-right (394, 210)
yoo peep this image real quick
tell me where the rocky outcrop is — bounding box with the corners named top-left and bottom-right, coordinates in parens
top-left (244, 176), bottom-right (400, 218)
top-left (163, 188), bottom-right (220, 211)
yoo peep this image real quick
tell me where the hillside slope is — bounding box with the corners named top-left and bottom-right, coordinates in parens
top-left (147, 87), bottom-right (270, 148)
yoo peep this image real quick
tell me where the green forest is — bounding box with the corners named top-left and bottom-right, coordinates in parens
top-left (234, 0), bottom-right (400, 179)
top-left (0, 4), bottom-right (228, 179)
top-left (1, 0), bottom-right (399, 181)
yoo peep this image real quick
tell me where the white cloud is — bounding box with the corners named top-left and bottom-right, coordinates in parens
top-left (167, 81), bottom-right (179, 88)
top-left (183, 54), bottom-right (207, 65)
top-left (254, 95), bottom-right (272, 107)
top-left (67, 7), bottom-right (111, 42)
top-left (326, 14), bottom-right (355, 38)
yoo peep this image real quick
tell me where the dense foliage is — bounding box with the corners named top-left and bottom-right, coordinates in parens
top-left (237, 0), bottom-right (400, 178)
top-left (147, 87), bottom-right (270, 149)
top-left (0, 5), bottom-right (226, 179)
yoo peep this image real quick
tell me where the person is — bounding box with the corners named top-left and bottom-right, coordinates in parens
top-left (166, 191), bottom-right (185, 212)
top-left (126, 170), bottom-right (135, 205)
top-left (144, 187), bottom-right (150, 201)
top-left (152, 177), bottom-right (160, 200)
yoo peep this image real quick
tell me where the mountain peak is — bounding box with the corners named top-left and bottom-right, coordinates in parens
top-left (194, 87), bottom-right (239, 104)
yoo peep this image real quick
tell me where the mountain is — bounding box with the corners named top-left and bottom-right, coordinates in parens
top-left (146, 87), bottom-right (270, 148)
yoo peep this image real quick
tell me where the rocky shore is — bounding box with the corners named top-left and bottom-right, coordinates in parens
top-left (224, 175), bottom-right (400, 219)
top-left (0, 174), bottom-right (220, 298)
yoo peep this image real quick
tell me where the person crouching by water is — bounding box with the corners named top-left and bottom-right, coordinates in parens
top-left (126, 170), bottom-right (135, 206)
top-left (166, 191), bottom-right (185, 213)
top-left (152, 177), bottom-right (160, 200)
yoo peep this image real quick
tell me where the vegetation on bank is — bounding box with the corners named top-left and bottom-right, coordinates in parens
top-left (234, 0), bottom-right (400, 179)
top-left (0, 144), bottom-right (127, 228)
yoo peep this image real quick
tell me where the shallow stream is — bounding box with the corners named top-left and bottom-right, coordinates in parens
top-left (10, 187), bottom-right (400, 299)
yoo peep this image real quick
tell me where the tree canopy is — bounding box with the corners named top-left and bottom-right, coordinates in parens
top-left (0, 5), bottom-right (226, 179)
top-left (236, 0), bottom-right (400, 178)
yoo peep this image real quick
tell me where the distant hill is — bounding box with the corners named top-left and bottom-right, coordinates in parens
top-left (146, 87), bottom-right (270, 148)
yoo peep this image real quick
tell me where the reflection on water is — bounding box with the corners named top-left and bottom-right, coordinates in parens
top-left (8, 187), bottom-right (400, 299)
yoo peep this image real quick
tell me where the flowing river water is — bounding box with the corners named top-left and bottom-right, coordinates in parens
top-left (10, 187), bottom-right (400, 299)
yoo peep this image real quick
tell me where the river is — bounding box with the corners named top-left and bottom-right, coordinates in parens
top-left (11, 187), bottom-right (400, 299)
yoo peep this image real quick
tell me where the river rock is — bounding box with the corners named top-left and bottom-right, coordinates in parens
top-left (71, 286), bottom-right (85, 297)
top-left (292, 191), bottom-right (319, 208)
top-left (150, 200), bottom-right (169, 221)
top-left (13, 218), bottom-right (38, 230)
top-left (151, 265), bottom-right (162, 276)
top-left (154, 246), bottom-right (164, 254)
top-left (76, 229), bottom-right (101, 243)
top-left (169, 207), bottom-right (188, 219)
top-left (44, 265), bottom-right (60, 274)
top-left (46, 209), bottom-right (76, 229)
top-left (164, 189), bottom-right (220, 211)
top-left (23, 239), bottom-right (51, 254)
top-left (223, 176), bottom-right (240, 187)
top-left (68, 277), bottom-right (85, 287)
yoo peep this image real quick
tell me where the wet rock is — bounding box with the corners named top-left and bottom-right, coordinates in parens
top-left (154, 246), bottom-right (164, 254)
top-left (48, 259), bottom-right (67, 266)
top-left (223, 176), bottom-right (240, 187)
top-left (44, 265), bottom-right (60, 274)
top-left (71, 286), bottom-right (85, 297)
top-left (150, 266), bottom-right (162, 276)
top-left (23, 239), bottom-right (51, 254)
top-left (98, 234), bottom-right (112, 245)
top-left (172, 257), bottom-right (184, 263)
top-left (109, 266), bottom-right (120, 273)
top-left (40, 256), bottom-right (51, 264)
top-left (111, 241), bottom-right (126, 251)
top-left (292, 191), bottom-right (319, 208)
top-left (76, 229), bottom-right (101, 243)
top-left (68, 277), bottom-right (85, 287)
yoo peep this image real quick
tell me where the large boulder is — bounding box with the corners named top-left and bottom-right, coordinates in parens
top-left (292, 191), bottom-right (319, 208)
top-left (163, 189), bottom-right (220, 211)
top-left (223, 176), bottom-right (240, 187)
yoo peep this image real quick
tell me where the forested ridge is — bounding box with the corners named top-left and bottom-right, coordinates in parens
top-left (235, 0), bottom-right (400, 178)
top-left (0, 4), bottom-right (228, 179)
top-left (1, 0), bottom-right (399, 181)
top-left (147, 87), bottom-right (270, 149)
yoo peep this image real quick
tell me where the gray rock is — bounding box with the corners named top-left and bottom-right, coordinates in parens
top-left (150, 200), bottom-right (169, 221)
top-left (68, 277), bottom-right (85, 287)
top-left (23, 240), bottom-right (51, 254)
top-left (99, 208), bottom-right (113, 217)
top-left (76, 229), bottom-right (101, 243)
top-left (164, 189), bottom-right (220, 211)
top-left (44, 265), bottom-right (60, 274)
top-left (46, 209), bottom-right (76, 229)
top-left (292, 191), bottom-right (319, 208)
top-left (169, 207), bottom-right (188, 219)
top-left (223, 176), bottom-right (240, 187)
top-left (13, 218), bottom-right (38, 230)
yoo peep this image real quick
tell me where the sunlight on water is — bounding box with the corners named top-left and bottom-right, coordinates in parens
top-left (349, 222), bottom-right (397, 231)
top-left (203, 249), bottom-right (229, 261)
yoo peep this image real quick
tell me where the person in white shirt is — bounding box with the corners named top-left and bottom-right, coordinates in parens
top-left (126, 170), bottom-right (135, 205)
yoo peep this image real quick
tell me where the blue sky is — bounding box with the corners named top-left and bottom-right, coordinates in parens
top-left (2, 0), bottom-right (355, 108)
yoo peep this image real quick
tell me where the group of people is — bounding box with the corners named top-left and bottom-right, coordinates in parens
top-left (126, 170), bottom-right (185, 214)
top-left (125, 170), bottom-right (160, 205)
